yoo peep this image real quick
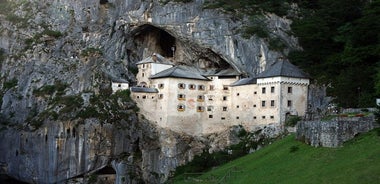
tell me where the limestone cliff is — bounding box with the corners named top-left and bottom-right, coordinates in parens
top-left (0, 0), bottom-right (297, 183)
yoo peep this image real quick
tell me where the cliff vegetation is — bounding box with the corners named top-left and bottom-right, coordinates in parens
top-left (202, 0), bottom-right (380, 108)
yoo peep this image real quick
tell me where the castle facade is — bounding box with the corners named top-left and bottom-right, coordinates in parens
top-left (130, 53), bottom-right (310, 135)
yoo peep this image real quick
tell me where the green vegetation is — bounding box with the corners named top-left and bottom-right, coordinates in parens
top-left (3, 78), bottom-right (18, 90)
top-left (173, 127), bottom-right (281, 177)
top-left (172, 129), bottom-right (380, 183)
top-left (33, 81), bottom-right (68, 97)
top-left (0, 48), bottom-right (5, 67)
top-left (202, 0), bottom-right (380, 108)
top-left (77, 89), bottom-right (137, 123)
top-left (81, 47), bottom-right (103, 57)
top-left (24, 29), bottom-right (64, 50)
top-left (284, 115), bottom-right (301, 127)
top-left (289, 0), bottom-right (380, 108)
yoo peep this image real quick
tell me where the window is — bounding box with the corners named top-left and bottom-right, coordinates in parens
top-left (197, 95), bottom-right (205, 102)
top-left (197, 106), bottom-right (204, 112)
top-left (142, 95), bottom-right (147, 99)
top-left (209, 85), bottom-right (215, 91)
top-left (254, 91), bottom-right (257, 94)
top-left (236, 93), bottom-right (240, 96)
top-left (253, 116), bottom-right (257, 119)
top-left (253, 104), bottom-right (256, 107)
top-left (223, 96), bottom-right (228, 101)
top-left (221, 117), bottom-right (226, 120)
top-left (271, 100), bottom-right (275, 107)
top-left (270, 116), bottom-right (274, 119)
top-left (137, 96), bottom-right (140, 99)
top-left (142, 64), bottom-right (146, 68)
top-left (158, 94), bottom-right (163, 99)
top-left (287, 100), bottom-right (292, 107)
top-left (198, 85), bottom-right (205, 90)
top-left (178, 94), bottom-right (186, 100)
top-left (261, 101), bottom-right (266, 107)
top-left (177, 104), bottom-right (185, 112)
top-left (262, 116), bottom-right (266, 119)
top-left (118, 84), bottom-right (121, 87)
top-left (236, 105), bottom-right (239, 108)
top-left (223, 106), bottom-right (228, 111)
top-left (178, 83), bottom-right (185, 89)
top-left (262, 87), bottom-right (266, 94)
top-left (223, 85), bottom-right (229, 90)
top-left (236, 116), bottom-right (239, 119)
top-left (271, 86), bottom-right (275, 93)
top-left (209, 115), bottom-right (213, 118)
top-left (151, 96), bottom-right (154, 99)
top-left (142, 73), bottom-right (145, 77)
top-left (158, 83), bottom-right (164, 89)
top-left (207, 106), bottom-right (213, 111)
top-left (288, 87), bottom-right (292, 93)
top-left (189, 84), bottom-right (196, 90)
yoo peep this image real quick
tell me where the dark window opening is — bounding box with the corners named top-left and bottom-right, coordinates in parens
top-left (209, 115), bottom-right (213, 118)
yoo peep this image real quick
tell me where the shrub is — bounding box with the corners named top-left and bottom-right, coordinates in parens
top-left (3, 78), bottom-right (18, 90)
top-left (0, 48), bottom-right (5, 62)
top-left (81, 47), bottom-right (103, 57)
top-left (285, 115), bottom-right (301, 127)
top-left (42, 29), bottom-right (63, 38)
top-left (289, 145), bottom-right (299, 153)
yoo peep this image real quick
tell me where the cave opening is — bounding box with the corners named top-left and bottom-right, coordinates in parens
top-left (132, 24), bottom-right (176, 58)
top-left (99, 0), bottom-right (108, 4)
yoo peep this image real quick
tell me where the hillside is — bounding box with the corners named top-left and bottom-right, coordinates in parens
top-left (172, 129), bottom-right (380, 184)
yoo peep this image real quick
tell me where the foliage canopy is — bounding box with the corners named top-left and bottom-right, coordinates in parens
top-left (203, 0), bottom-right (380, 108)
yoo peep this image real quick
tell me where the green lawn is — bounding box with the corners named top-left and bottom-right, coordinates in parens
top-left (171, 129), bottom-right (380, 184)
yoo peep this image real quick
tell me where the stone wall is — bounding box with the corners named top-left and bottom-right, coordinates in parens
top-left (296, 116), bottom-right (376, 147)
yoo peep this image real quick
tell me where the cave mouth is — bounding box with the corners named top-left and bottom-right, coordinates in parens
top-left (132, 24), bottom-right (176, 58)
top-left (131, 24), bottom-right (234, 71)
top-left (100, 0), bottom-right (109, 4)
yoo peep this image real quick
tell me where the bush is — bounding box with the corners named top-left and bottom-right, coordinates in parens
top-left (81, 47), bottom-right (103, 57)
top-left (285, 115), bottom-right (301, 127)
top-left (42, 29), bottom-right (63, 38)
top-left (289, 145), bottom-right (299, 153)
top-left (3, 78), bottom-right (18, 90)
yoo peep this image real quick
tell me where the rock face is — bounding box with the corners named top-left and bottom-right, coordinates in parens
top-left (296, 116), bottom-right (376, 147)
top-left (0, 0), bottom-right (297, 183)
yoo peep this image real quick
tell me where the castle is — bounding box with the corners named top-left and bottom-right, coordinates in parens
top-left (130, 53), bottom-right (310, 135)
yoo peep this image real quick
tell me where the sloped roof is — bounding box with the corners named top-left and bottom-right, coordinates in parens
top-left (230, 77), bottom-right (257, 86)
top-left (150, 65), bottom-right (210, 81)
top-left (136, 53), bottom-right (173, 65)
top-left (130, 87), bottom-right (158, 93)
top-left (111, 78), bottom-right (129, 83)
top-left (256, 59), bottom-right (309, 79)
top-left (202, 68), bottom-right (240, 76)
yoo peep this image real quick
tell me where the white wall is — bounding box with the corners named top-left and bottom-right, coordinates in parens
top-left (111, 82), bottom-right (129, 93)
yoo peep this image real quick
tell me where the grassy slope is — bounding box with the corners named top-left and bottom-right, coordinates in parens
top-left (173, 129), bottom-right (380, 184)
